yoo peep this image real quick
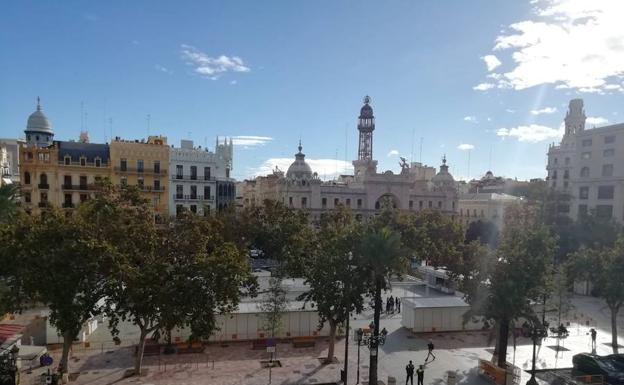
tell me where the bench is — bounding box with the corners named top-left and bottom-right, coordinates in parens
top-left (292, 337), bottom-right (315, 348)
top-left (177, 341), bottom-right (205, 354)
top-left (252, 339), bottom-right (267, 350)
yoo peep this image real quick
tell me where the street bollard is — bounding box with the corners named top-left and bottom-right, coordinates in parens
top-left (447, 371), bottom-right (457, 385)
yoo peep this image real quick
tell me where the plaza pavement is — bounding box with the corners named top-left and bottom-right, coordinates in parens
top-left (18, 289), bottom-right (624, 385)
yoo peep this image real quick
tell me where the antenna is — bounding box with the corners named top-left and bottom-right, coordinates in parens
top-left (108, 118), bottom-right (113, 143)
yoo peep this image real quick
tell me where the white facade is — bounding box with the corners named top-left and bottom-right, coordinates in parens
top-left (547, 99), bottom-right (624, 222)
top-left (0, 138), bottom-right (24, 185)
top-left (238, 98), bottom-right (458, 218)
top-left (169, 138), bottom-right (233, 216)
top-left (457, 192), bottom-right (521, 228)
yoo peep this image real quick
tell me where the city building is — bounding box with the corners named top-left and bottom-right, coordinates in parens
top-left (169, 138), bottom-right (233, 216)
top-left (547, 99), bottom-right (624, 222)
top-left (237, 97), bottom-right (459, 219)
top-left (19, 100), bottom-right (113, 213)
top-left (0, 138), bottom-right (24, 185)
top-left (110, 136), bottom-right (169, 218)
top-left (461, 170), bottom-right (531, 195)
top-left (457, 192), bottom-right (521, 228)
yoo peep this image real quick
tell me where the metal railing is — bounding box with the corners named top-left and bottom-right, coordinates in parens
top-left (174, 175), bottom-right (215, 181)
top-left (38, 183), bottom-right (49, 189)
top-left (62, 184), bottom-right (91, 191)
top-left (114, 166), bottom-right (167, 175)
top-left (173, 194), bottom-right (213, 201)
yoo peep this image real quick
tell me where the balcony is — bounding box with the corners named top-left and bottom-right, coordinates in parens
top-left (173, 194), bottom-right (213, 201)
top-left (174, 175), bottom-right (214, 181)
top-left (62, 184), bottom-right (91, 191)
top-left (38, 183), bottom-right (49, 189)
top-left (62, 202), bottom-right (75, 208)
top-left (114, 167), bottom-right (167, 175)
top-left (58, 161), bottom-right (108, 168)
top-left (38, 202), bottom-right (50, 208)
top-left (139, 186), bottom-right (166, 192)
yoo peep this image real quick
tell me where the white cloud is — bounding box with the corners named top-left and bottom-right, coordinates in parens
top-left (181, 44), bottom-right (250, 80)
top-left (250, 158), bottom-right (353, 180)
top-left (154, 64), bottom-right (172, 74)
top-left (586, 116), bottom-right (609, 126)
top-left (505, 108), bottom-right (516, 113)
top-left (387, 150), bottom-right (399, 157)
top-left (230, 136), bottom-right (273, 147)
top-left (230, 80), bottom-right (238, 85)
top-left (457, 144), bottom-right (475, 151)
top-left (530, 107), bottom-right (557, 115)
top-left (481, 0), bottom-right (624, 92)
top-left (482, 55), bottom-right (502, 71)
top-left (463, 116), bottom-right (478, 123)
top-left (473, 83), bottom-right (495, 91)
top-left (496, 124), bottom-right (563, 143)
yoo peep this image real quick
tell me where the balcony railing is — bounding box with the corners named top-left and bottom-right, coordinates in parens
top-left (62, 184), bottom-right (91, 191)
top-left (38, 183), bottom-right (49, 189)
top-left (58, 161), bottom-right (109, 168)
top-left (174, 175), bottom-right (215, 181)
top-left (114, 167), bottom-right (167, 175)
top-left (173, 194), bottom-right (213, 201)
top-left (38, 202), bottom-right (50, 208)
top-left (62, 203), bottom-right (75, 208)
top-left (139, 186), bottom-right (166, 192)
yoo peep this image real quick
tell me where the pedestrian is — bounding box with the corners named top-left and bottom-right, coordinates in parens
top-left (397, 298), bottom-right (401, 313)
top-left (405, 360), bottom-right (415, 385)
top-left (385, 298), bottom-right (390, 314)
top-left (426, 339), bottom-right (435, 362)
top-left (416, 365), bottom-right (424, 385)
top-left (390, 296), bottom-right (395, 313)
top-left (590, 328), bottom-right (597, 351)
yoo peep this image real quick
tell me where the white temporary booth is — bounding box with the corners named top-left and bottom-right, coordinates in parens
top-left (401, 296), bottom-right (482, 332)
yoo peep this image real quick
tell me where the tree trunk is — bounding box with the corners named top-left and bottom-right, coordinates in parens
top-left (369, 277), bottom-right (382, 385)
top-left (135, 328), bottom-right (149, 376)
top-left (497, 319), bottom-right (509, 369)
top-left (610, 305), bottom-right (620, 354)
top-left (326, 321), bottom-right (337, 364)
top-left (59, 331), bottom-right (74, 374)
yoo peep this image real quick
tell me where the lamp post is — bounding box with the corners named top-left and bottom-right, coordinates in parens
top-left (361, 325), bottom-right (388, 385)
top-left (522, 321), bottom-right (547, 385)
top-left (355, 328), bottom-right (364, 384)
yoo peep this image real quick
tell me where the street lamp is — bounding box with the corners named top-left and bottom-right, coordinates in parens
top-left (354, 327), bottom-right (387, 384)
top-left (522, 321), bottom-right (547, 385)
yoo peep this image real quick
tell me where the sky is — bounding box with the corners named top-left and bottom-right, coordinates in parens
top-left (2, 0), bottom-right (624, 181)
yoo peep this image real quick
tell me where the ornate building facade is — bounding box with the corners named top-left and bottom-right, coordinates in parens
top-left (237, 97), bottom-right (459, 218)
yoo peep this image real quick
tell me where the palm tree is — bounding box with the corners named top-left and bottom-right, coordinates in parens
top-left (0, 184), bottom-right (20, 223)
top-left (360, 226), bottom-right (407, 385)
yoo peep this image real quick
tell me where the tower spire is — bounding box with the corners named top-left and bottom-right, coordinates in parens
top-left (37, 96), bottom-right (41, 111)
top-left (357, 95), bottom-right (375, 161)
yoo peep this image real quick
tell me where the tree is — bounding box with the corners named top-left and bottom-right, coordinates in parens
top-left (360, 221), bottom-right (407, 385)
top-left (568, 237), bottom-right (624, 353)
top-left (299, 207), bottom-right (366, 363)
top-left (459, 203), bottom-right (556, 368)
top-left (0, 184), bottom-right (20, 223)
top-left (465, 220), bottom-right (499, 248)
top-left (260, 277), bottom-right (288, 341)
top-left (16, 210), bottom-right (108, 373)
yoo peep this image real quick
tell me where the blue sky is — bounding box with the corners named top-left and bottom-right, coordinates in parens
top-left (2, 0), bottom-right (623, 181)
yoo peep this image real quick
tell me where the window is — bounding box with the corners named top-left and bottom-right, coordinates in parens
top-left (602, 164), bottom-right (614, 177)
top-left (334, 198), bottom-right (339, 206)
top-left (204, 186), bottom-right (211, 199)
top-left (176, 185), bottom-right (183, 198)
top-left (409, 200), bottom-right (413, 209)
top-left (438, 201), bottom-right (442, 208)
top-left (473, 209), bottom-right (477, 217)
top-left (121, 176), bottom-right (127, 186)
top-left (39, 173), bottom-right (48, 186)
top-left (357, 198), bottom-right (362, 209)
top-left (27, 152), bottom-right (33, 160)
top-left (153, 161), bottom-right (160, 174)
top-left (95, 157), bottom-right (101, 167)
top-left (226, 168), bottom-right (230, 178)
top-left (481, 209), bottom-right (484, 217)
top-left (301, 197), bottom-right (307, 208)
top-left (62, 175), bottom-right (71, 188)
top-left (557, 204), bottom-right (570, 213)
top-left (137, 160), bottom-right (144, 173)
top-left (375, 201), bottom-right (380, 210)
top-left (598, 185), bottom-right (614, 199)
top-left (80, 194), bottom-right (88, 203)
top-left (204, 167), bottom-right (211, 180)
top-left (565, 157), bottom-right (570, 165)
top-left (419, 201), bottom-right (423, 209)
top-left (452, 202), bottom-right (455, 209)
top-left (582, 139), bottom-right (592, 147)
top-left (564, 170), bottom-right (569, 179)
top-left (603, 149), bottom-right (615, 157)
top-left (554, 158), bottom-right (558, 165)
top-left (289, 196), bottom-right (293, 206)
top-left (64, 193), bottom-right (72, 205)
top-left (605, 135), bottom-right (615, 144)
top-left (564, 181), bottom-right (569, 189)
top-left (176, 165), bottom-right (183, 179)
top-left (80, 176), bottom-right (87, 189)
top-left (190, 185), bottom-right (197, 199)
top-left (190, 205), bottom-right (197, 214)
top-left (579, 187), bottom-right (589, 200)
top-left (64, 156), bottom-right (71, 165)
top-left (581, 152), bottom-right (591, 160)
top-left (428, 201), bottom-right (432, 208)
top-left (24, 192), bottom-right (31, 203)
top-left (578, 204), bottom-right (588, 216)
top-left (176, 205), bottom-right (184, 215)
top-left (551, 170), bottom-right (557, 179)
top-left (80, 157), bottom-right (86, 166)
top-left (580, 167), bottom-right (590, 178)
top-left (190, 166), bottom-right (197, 180)
top-left (24, 172), bottom-right (30, 184)
top-left (322, 197), bottom-right (327, 208)
top-left (40, 192), bottom-right (48, 202)
top-left (596, 205), bottom-right (613, 219)
top-left (154, 180), bottom-right (160, 190)
top-left (137, 177), bottom-right (144, 188)
top-left (346, 198), bottom-right (351, 207)
top-left (120, 159), bottom-right (127, 171)
top-left (204, 205), bottom-right (211, 216)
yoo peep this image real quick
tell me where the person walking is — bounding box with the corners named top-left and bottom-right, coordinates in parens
top-left (590, 328), bottom-right (597, 351)
top-left (397, 298), bottom-right (401, 313)
top-left (405, 360), bottom-right (415, 385)
top-left (426, 339), bottom-right (436, 362)
top-left (416, 365), bottom-right (425, 385)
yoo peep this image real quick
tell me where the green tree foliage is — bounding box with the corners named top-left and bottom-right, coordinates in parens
top-left (259, 277), bottom-right (288, 339)
top-left (299, 207), bottom-right (366, 363)
top-left (458, 203), bottom-right (556, 368)
top-left (0, 184), bottom-right (20, 223)
top-left (465, 220), bottom-right (499, 248)
top-left (568, 237), bottom-right (624, 353)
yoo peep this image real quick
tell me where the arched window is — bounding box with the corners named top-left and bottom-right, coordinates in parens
top-left (40, 173), bottom-right (47, 185)
top-left (564, 170), bottom-right (569, 179)
top-left (24, 172), bottom-right (31, 184)
top-left (580, 167), bottom-right (590, 178)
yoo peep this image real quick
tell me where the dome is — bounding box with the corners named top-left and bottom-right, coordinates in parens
top-left (286, 142), bottom-right (313, 179)
top-left (26, 99), bottom-right (53, 134)
top-left (432, 155), bottom-right (455, 186)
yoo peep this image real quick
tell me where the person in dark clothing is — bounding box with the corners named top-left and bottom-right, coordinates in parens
top-left (426, 340), bottom-right (435, 362)
top-left (405, 360), bottom-right (415, 385)
top-left (416, 365), bottom-right (424, 385)
top-left (590, 328), bottom-right (597, 351)
top-left (397, 297), bottom-right (401, 313)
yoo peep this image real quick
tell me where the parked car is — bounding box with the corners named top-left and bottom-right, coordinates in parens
top-left (572, 353), bottom-right (624, 385)
top-left (607, 354), bottom-right (624, 371)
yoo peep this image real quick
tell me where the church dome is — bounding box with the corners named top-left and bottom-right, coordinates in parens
top-left (26, 99), bottom-right (53, 134)
top-left (286, 142), bottom-right (313, 179)
top-left (432, 155), bottom-right (455, 186)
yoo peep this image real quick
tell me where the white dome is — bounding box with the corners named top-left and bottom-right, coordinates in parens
top-left (286, 143), bottom-right (313, 179)
top-left (26, 101), bottom-right (53, 134)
